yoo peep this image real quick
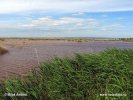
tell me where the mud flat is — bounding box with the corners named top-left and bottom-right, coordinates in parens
top-left (0, 39), bottom-right (133, 80)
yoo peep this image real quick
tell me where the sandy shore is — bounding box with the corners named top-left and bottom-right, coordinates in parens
top-left (0, 39), bottom-right (133, 80)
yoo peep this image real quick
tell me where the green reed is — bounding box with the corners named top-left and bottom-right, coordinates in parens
top-left (0, 49), bottom-right (133, 100)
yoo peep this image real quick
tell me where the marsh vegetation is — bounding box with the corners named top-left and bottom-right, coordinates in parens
top-left (0, 49), bottom-right (132, 100)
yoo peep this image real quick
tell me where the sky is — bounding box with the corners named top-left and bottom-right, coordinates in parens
top-left (0, 0), bottom-right (133, 38)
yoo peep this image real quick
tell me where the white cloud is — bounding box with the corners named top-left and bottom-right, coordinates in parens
top-left (0, 16), bottom-right (128, 34)
top-left (0, 16), bottom-right (99, 33)
top-left (0, 0), bottom-right (133, 14)
top-left (72, 12), bottom-right (85, 16)
top-left (22, 17), bottom-right (98, 29)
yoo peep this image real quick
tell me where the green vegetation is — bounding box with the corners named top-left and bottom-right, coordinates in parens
top-left (0, 49), bottom-right (133, 100)
top-left (0, 46), bottom-right (8, 55)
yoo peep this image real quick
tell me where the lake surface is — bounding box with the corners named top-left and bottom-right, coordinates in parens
top-left (0, 40), bottom-right (133, 79)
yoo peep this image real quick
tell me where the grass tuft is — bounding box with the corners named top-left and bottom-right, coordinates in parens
top-left (0, 46), bottom-right (8, 55)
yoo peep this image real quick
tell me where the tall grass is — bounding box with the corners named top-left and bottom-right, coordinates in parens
top-left (0, 49), bottom-right (133, 100)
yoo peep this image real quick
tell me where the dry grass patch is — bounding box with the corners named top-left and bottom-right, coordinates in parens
top-left (0, 46), bottom-right (8, 55)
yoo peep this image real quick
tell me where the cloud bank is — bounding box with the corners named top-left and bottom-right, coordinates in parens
top-left (0, 0), bottom-right (132, 38)
top-left (0, 0), bottom-right (133, 14)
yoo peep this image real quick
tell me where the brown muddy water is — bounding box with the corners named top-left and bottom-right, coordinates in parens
top-left (0, 39), bottom-right (133, 80)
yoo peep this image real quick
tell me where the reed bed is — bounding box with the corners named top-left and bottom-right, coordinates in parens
top-left (0, 49), bottom-right (133, 100)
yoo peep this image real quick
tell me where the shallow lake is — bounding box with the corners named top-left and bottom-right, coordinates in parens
top-left (0, 40), bottom-right (133, 79)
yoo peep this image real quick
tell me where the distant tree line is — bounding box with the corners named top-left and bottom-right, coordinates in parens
top-left (119, 38), bottom-right (133, 41)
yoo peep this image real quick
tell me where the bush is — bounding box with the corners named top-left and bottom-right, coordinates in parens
top-left (0, 49), bottom-right (133, 100)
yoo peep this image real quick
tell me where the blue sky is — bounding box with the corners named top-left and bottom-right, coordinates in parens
top-left (0, 0), bottom-right (133, 38)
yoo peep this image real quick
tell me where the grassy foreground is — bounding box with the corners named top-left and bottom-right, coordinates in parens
top-left (0, 49), bottom-right (133, 100)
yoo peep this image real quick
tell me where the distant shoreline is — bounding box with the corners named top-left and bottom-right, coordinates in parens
top-left (0, 37), bottom-right (133, 42)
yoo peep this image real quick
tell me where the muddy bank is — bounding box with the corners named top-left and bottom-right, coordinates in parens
top-left (0, 39), bottom-right (133, 80)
